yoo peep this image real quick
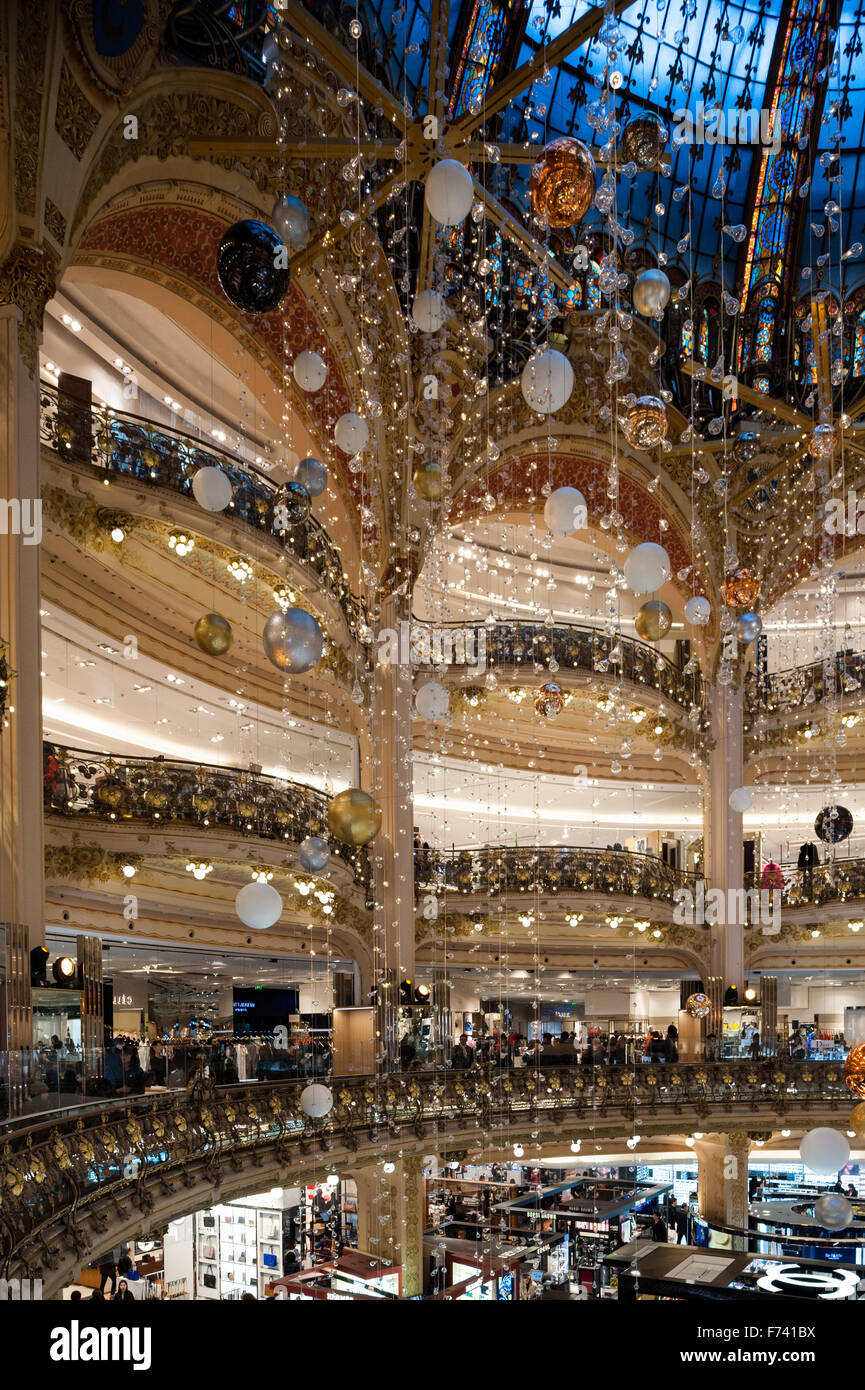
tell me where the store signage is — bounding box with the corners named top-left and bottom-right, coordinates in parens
top-left (756, 1265), bottom-right (859, 1300)
top-left (113, 993), bottom-right (133, 1007)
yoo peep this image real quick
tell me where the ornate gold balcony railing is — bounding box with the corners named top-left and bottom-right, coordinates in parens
top-left (413, 618), bottom-right (703, 712)
top-left (745, 651), bottom-right (865, 717)
top-left (39, 382), bottom-right (368, 644)
top-left (746, 858), bottom-right (865, 910)
top-left (419, 845), bottom-right (698, 905)
top-left (43, 742), bottom-right (370, 889)
top-left (0, 1061), bottom-right (853, 1288)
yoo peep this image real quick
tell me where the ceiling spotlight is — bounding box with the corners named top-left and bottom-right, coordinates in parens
top-left (513, 1143), bottom-right (524, 1158)
top-left (110, 526), bottom-right (125, 543)
top-left (570, 1140), bottom-right (581, 1154)
top-left (121, 863), bottom-right (136, 878)
top-left (685, 1136), bottom-right (695, 1147)
top-left (52, 955), bottom-right (76, 984)
top-left (185, 861), bottom-right (213, 880)
top-left (169, 533), bottom-right (195, 557)
top-left (744, 986), bottom-right (757, 1002)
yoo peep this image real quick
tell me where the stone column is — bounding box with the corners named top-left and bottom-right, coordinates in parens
top-left (694, 1130), bottom-right (751, 1249)
top-left (350, 1153), bottom-right (426, 1297)
top-left (370, 592), bottom-right (416, 1049)
top-left (0, 289), bottom-right (48, 951)
top-left (705, 679), bottom-right (745, 995)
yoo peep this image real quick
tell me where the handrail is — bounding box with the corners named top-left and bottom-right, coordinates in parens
top-left (418, 844), bottom-right (699, 905)
top-left (746, 856), bottom-right (865, 909)
top-left (410, 617), bottom-right (703, 712)
top-left (42, 741), bottom-right (371, 889)
top-left (745, 650), bottom-right (865, 716)
top-left (38, 382), bottom-right (368, 644)
top-left (0, 1061), bottom-right (853, 1281)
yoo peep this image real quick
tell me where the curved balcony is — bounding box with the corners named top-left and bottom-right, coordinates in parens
top-left (415, 619), bottom-right (703, 712)
top-left (1, 1062), bottom-right (853, 1295)
top-left (39, 383), bottom-right (367, 644)
top-left (43, 742), bottom-right (370, 889)
top-left (747, 858), bottom-right (865, 911)
top-left (745, 651), bottom-right (865, 717)
top-left (419, 845), bottom-right (697, 907)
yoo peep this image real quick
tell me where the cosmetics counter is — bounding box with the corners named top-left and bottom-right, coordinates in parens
top-left (602, 1241), bottom-right (865, 1301)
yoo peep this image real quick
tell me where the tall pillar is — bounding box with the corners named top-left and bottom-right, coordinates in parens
top-left (705, 679), bottom-right (745, 994)
top-left (694, 1130), bottom-right (752, 1249)
top-left (350, 1154), bottom-right (426, 1297)
top-left (370, 592), bottom-right (416, 1040)
top-left (0, 269), bottom-right (52, 953)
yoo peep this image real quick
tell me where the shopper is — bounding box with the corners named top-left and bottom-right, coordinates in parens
top-left (651, 1211), bottom-right (668, 1242)
top-left (666, 1023), bottom-right (679, 1062)
top-left (451, 1034), bottom-right (473, 1069)
top-left (675, 1203), bottom-right (689, 1244)
top-left (113, 1279), bottom-right (135, 1303)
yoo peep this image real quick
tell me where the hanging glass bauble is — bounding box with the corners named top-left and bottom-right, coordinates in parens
top-left (294, 457), bottom-right (327, 497)
top-left (624, 396), bottom-right (667, 448)
top-left (685, 992), bottom-right (711, 1019)
top-left (272, 194), bottom-right (309, 248)
top-left (621, 114), bottom-right (668, 170)
top-left (194, 613), bottom-right (233, 657)
top-left (736, 611), bottom-right (762, 643)
top-left (413, 460), bottom-right (443, 500)
top-left (814, 1193), bottom-right (854, 1230)
top-left (298, 835), bottom-right (331, 872)
top-left (632, 268), bottom-right (671, 317)
top-left (810, 422), bottom-right (837, 457)
top-left (634, 600), bottom-right (672, 641)
top-left (425, 160), bottom-right (474, 225)
top-left (279, 480), bottom-right (311, 523)
top-left (684, 595), bottom-right (711, 626)
top-left (721, 567), bottom-right (760, 608)
top-left (262, 608), bottom-right (324, 674)
top-left (624, 542), bottom-right (670, 595)
top-left (530, 137), bottom-right (596, 228)
top-left (733, 430), bottom-right (760, 465)
top-left (328, 788), bottom-right (382, 846)
top-left (216, 220), bottom-right (289, 314)
top-left (534, 681), bottom-right (565, 718)
top-left (293, 350), bottom-right (327, 392)
top-left (814, 804), bottom-right (853, 844)
top-left (521, 348), bottom-right (574, 413)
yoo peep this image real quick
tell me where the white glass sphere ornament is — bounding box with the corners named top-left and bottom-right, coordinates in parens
top-left (293, 350), bottom-right (327, 392)
top-left (294, 456), bottom-right (327, 497)
top-left (192, 466), bottom-right (233, 512)
top-left (334, 412), bottom-right (369, 454)
top-left (729, 786), bottom-right (752, 813)
top-left (520, 348), bottom-right (574, 414)
top-left (623, 542), bottom-right (670, 595)
top-left (262, 608), bottom-right (324, 674)
top-left (736, 611), bottom-right (762, 643)
top-left (298, 835), bottom-right (331, 872)
top-left (272, 193), bottom-right (309, 247)
top-left (814, 1193), bottom-right (854, 1229)
top-left (412, 289), bottom-right (448, 332)
top-left (633, 268), bottom-right (671, 317)
top-left (235, 880), bottom-right (282, 930)
top-left (684, 595), bottom-right (711, 627)
top-left (800, 1127), bottom-right (850, 1173)
top-left (300, 1083), bottom-right (334, 1118)
top-left (415, 681), bottom-right (450, 721)
top-left (425, 159), bottom-right (474, 225)
top-left (544, 486), bottom-right (587, 536)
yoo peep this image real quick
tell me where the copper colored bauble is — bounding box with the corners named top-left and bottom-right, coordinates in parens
top-left (534, 681), bottom-right (565, 718)
top-left (721, 567), bottom-right (760, 608)
top-left (815, 804), bottom-right (853, 844)
top-left (216, 219), bottom-right (289, 314)
top-left (685, 992), bottom-right (711, 1020)
top-left (194, 613), bottom-right (233, 657)
top-left (530, 137), bottom-right (596, 229)
top-left (621, 114), bottom-right (668, 170)
top-left (328, 788), bottom-right (382, 847)
top-left (844, 1042), bottom-right (865, 1099)
top-left (850, 1101), bottom-right (865, 1136)
top-left (635, 600), bottom-right (673, 642)
top-left (413, 460), bottom-right (443, 501)
top-left (624, 395), bottom-right (667, 449)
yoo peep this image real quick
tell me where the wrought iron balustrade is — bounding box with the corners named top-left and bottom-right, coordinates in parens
top-left (418, 845), bottom-right (697, 905)
top-left (746, 857), bottom-right (865, 910)
top-left (745, 650), bottom-right (865, 716)
top-left (0, 1061), bottom-right (853, 1287)
top-left (39, 383), bottom-right (367, 643)
top-left (413, 619), bottom-right (702, 711)
top-left (43, 742), bottom-right (370, 888)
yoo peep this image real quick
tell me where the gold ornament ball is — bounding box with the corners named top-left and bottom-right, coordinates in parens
top-left (685, 992), bottom-right (711, 1020)
top-left (530, 137), bottom-right (596, 229)
top-left (413, 460), bottom-right (443, 501)
top-left (844, 1042), bottom-right (865, 1099)
top-left (328, 788), bottom-right (382, 847)
top-left (534, 681), bottom-right (565, 718)
top-left (721, 567), bottom-right (760, 609)
top-left (194, 612), bottom-right (233, 657)
top-left (850, 1101), bottom-right (865, 1136)
top-left (635, 600), bottom-right (673, 642)
top-left (621, 114), bottom-right (668, 171)
top-left (625, 395), bottom-right (668, 449)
